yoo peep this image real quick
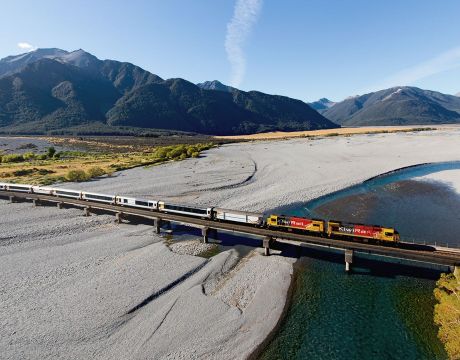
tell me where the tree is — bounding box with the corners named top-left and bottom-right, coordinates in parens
top-left (47, 147), bottom-right (56, 158)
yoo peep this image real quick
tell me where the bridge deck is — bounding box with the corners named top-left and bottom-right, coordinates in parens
top-left (1, 191), bottom-right (459, 267)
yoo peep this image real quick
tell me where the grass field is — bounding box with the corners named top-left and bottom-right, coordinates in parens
top-left (214, 125), bottom-right (444, 141)
top-left (0, 143), bottom-right (214, 185)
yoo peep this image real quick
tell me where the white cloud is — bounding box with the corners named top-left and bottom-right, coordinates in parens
top-left (17, 42), bottom-right (36, 52)
top-left (363, 46), bottom-right (460, 94)
top-left (225, 0), bottom-right (263, 88)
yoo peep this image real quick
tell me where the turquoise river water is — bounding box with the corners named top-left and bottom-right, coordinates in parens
top-left (260, 161), bottom-right (460, 360)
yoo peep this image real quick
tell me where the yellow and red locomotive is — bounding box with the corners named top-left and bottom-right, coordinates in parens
top-left (327, 220), bottom-right (400, 243)
top-left (266, 215), bottom-right (324, 234)
top-left (266, 214), bottom-right (399, 244)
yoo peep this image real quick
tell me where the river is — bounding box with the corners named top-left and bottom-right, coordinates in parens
top-left (260, 162), bottom-right (460, 360)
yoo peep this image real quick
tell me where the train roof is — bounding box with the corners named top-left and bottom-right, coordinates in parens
top-left (273, 214), bottom-right (324, 222)
top-left (82, 191), bottom-right (115, 197)
top-left (328, 220), bottom-right (390, 228)
top-left (116, 195), bottom-right (156, 201)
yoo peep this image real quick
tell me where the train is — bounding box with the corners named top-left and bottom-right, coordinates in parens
top-left (0, 182), bottom-right (400, 245)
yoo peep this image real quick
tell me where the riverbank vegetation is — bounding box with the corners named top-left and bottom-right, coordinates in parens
top-left (0, 143), bottom-right (214, 185)
top-left (434, 267), bottom-right (460, 359)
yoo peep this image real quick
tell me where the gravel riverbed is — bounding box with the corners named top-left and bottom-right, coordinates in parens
top-left (1, 128), bottom-right (460, 359)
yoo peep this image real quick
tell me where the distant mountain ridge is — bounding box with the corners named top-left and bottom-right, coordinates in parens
top-left (321, 86), bottom-right (460, 126)
top-left (308, 98), bottom-right (336, 113)
top-left (0, 48), bottom-right (337, 135)
top-left (0, 48), bottom-right (68, 78)
top-left (196, 80), bottom-right (235, 93)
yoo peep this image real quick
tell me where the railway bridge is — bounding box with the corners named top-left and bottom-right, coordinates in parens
top-left (1, 190), bottom-right (460, 272)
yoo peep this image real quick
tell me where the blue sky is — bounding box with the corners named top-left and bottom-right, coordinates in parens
top-left (1, 0), bottom-right (459, 101)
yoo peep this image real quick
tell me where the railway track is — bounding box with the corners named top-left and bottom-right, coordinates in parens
top-left (1, 190), bottom-right (459, 269)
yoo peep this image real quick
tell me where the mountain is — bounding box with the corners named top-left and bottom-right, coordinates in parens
top-left (0, 48), bottom-right (337, 135)
top-left (308, 98), bottom-right (336, 113)
top-left (0, 48), bottom-right (68, 78)
top-left (322, 87), bottom-right (460, 126)
top-left (106, 78), bottom-right (338, 134)
top-left (455, 92), bottom-right (460, 97)
top-left (196, 80), bottom-right (235, 93)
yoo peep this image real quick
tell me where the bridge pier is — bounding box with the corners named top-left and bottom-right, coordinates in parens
top-left (115, 212), bottom-right (123, 224)
top-left (83, 206), bottom-right (91, 217)
top-left (263, 236), bottom-right (273, 256)
top-left (57, 202), bottom-right (63, 209)
top-left (32, 199), bottom-right (39, 207)
top-left (152, 217), bottom-right (161, 234)
top-left (345, 249), bottom-right (353, 272)
top-left (9, 196), bottom-right (15, 203)
top-left (202, 227), bottom-right (209, 243)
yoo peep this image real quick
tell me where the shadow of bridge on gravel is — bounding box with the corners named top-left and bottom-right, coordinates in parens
top-left (126, 261), bottom-right (208, 315)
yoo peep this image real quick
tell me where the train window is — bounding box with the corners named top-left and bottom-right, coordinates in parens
top-left (135, 200), bottom-right (149, 206)
top-left (384, 232), bottom-right (393, 236)
top-left (124, 199), bottom-right (128, 203)
top-left (164, 204), bottom-right (206, 214)
top-left (85, 194), bottom-right (113, 201)
top-left (56, 191), bottom-right (79, 196)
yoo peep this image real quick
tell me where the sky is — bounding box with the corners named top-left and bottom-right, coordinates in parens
top-left (1, 0), bottom-right (460, 102)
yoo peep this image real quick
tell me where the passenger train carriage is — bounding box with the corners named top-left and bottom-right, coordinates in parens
top-left (116, 196), bottom-right (157, 210)
top-left (54, 188), bottom-right (82, 199)
top-left (158, 201), bottom-right (212, 219)
top-left (81, 191), bottom-right (116, 204)
top-left (0, 183), bottom-right (401, 245)
top-left (3, 183), bottom-right (32, 193)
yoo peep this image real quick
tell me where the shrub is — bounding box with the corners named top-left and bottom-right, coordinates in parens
top-left (23, 152), bottom-right (36, 160)
top-left (434, 270), bottom-right (460, 359)
top-left (1, 154), bottom-right (24, 163)
top-left (47, 147), bottom-right (56, 158)
top-left (186, 146), bottom-right (198, 157)
top-left (154, 147), bottom-right (168, 159)
top-left (87, 167), bottom-right (105, 178)
top-left (66, 169), bottom-right (89, 182)
top-left (37, 169), bottom-right (55, 175)
top-left (12, 169), bottom-right (34, 176)
top-left (166, 145), bottom-right (187, 159)
top-left (36, 154), bottom-right (48, 160)
top-left (17, 143), bottom-right (37, 150)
